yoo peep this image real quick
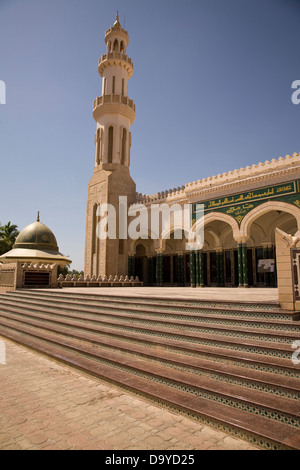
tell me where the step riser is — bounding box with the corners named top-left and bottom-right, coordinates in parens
top-left (0, 308), bottom-right (297, 379)
top-left (9, 291), bottom-right (296, 320)
top-left (0, 324), bottom-right (293, 451)
top-left (0, 320), bottom-right (298, 432)
top-left (0, 306), bottom-right (294, 360)
top-left (2, 295), bottom-right (299, 334)
top-left (1, 298), bottom-right (299, 346)
top-left (1, 291), bottom-right (300, 450)
top-left (0, 315), bottom-right (298, 401)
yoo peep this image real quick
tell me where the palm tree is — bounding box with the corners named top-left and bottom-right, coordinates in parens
top-left (0, 222), bottom-right (19, 255)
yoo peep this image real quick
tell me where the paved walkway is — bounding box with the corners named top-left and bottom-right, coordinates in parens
top-left (38, 287), bottom-right (279, 304)
top-left (0, 336), bottom-right (258, 451)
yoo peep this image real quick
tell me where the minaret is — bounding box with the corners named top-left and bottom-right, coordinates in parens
top-left (85, 14), bottom-right (136, 277)
top-left (93, 11), bottom-right (135, 168)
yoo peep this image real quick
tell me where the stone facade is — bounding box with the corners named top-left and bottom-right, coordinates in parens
top-left (0, 262), bottom-right (58, 293)
top-left (84, 16), bottom-right (300, 297)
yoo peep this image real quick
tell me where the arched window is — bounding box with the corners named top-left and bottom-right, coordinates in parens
top-left (113, 39), bottom-right (119, 51)
top-left (120, 41), bottom-right (124, 53)
top-left (121, 128), bottom-right (127, 165)
top-left (108, 126), bottom-right (113, 163)
top-left (92, 203), bottom-right (98, 256)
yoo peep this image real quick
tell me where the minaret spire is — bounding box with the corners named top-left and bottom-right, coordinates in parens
top-left (37, 211), bottom-right (40, 223)
top-left (114, 10), bottom-right (121, 28)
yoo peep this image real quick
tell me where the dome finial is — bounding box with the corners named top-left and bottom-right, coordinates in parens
top-left (114, 10), bottom-right (121, 28)
top-left (37, 211), bottom-right (40, 222)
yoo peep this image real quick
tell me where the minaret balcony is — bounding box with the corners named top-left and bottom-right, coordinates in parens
top-left (93, 94), bottom-right (136, 125)
top-left (98, 52), bottom-right (133, 78)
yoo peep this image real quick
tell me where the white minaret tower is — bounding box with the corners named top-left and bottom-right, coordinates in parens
top-left (85, 14), bottom-right (137, 278)
top-left (93, 12), bottom-right (135, 168)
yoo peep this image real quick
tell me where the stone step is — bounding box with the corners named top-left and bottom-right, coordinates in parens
top-left (0, 318), bottom-right (299, 450)
top-left (0, 302), bottom-right (296, 360)
top-left (4, 293), bottom-right (300, 334)
top-left (0, 302), bottom-right (298, 378)
top-left (1, 291), bottom-right (300, 450)
top-left (1, 296), bottom-right (300, 346)
top-left (11, 290), bottom-right (298, 321)
top-left (0, 308), bottom-right (298, 401)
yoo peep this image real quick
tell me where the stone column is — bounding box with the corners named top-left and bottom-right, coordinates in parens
top-left (242, 243), bottom-right (248, 287)
top-left (195, 251), bottom-right (200, 287)
top-left (179, 254), bottom-right (185, 286)
top-left (156, 252), bottom-right (163, 287)
top-left (147, 256), bottom-right (154, 286)
top-left (217, 250), bottom-right (225, 287)
top-left (263, 243), bottom-right (271, 286)
top-left (237, 243), bottom-right (243, 287)
top-left (199, 250), bottom-right (204, 287)
top-left (177, 253), bottom-right (184, 286)
top-left (190, 251), bottom-right (196, 288)
top-left (128, 254), bottom-right (133, 278)
top-left (236, 238), bottom-right (249, 287)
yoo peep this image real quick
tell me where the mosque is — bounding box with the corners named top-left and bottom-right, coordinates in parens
top-left (84, 14), bottom-right (300, 289)
top-left (1, 14), bottom-right (299, 291)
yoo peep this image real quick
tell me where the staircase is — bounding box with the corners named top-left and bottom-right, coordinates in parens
top-left (0, 289), bottom-right (299, 450)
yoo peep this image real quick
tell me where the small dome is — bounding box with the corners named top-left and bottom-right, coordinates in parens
top-left (113, 11), bottom-right (121, 28)
top-left (14, 219), bottom-right (59, 252)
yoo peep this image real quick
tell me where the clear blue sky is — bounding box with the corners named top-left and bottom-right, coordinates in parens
top-left (0, 0), bottom-right (299, 270)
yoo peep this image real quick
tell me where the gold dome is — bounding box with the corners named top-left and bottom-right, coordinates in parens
top-left (13, 218), bottom-right (59, 252)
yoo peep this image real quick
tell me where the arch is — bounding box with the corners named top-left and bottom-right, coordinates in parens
top-left (240, 201), bottom-right (300, 238)
top-left (108, 126), bottom-right (113, 163)
top-left (192, 211), bottom-right (240, 241)
top-left (121, 128), bottom-right (127, 165)
top-left (128, 233), bottom-right (159, 256)
top-left (113, 39), bottom-right (119, 51)
top-left (120, 40), bottom-right (125, 53)
top-left (267, 212), bottom-right (298, 237)
top-left (136, 244), bottom-right (146, 257)
top-left (206, 229), bottom-right (220, 247)
top-left (161, 226), bottom-right (187, 253)
top-left (219, 225), bottom-right (236, 249)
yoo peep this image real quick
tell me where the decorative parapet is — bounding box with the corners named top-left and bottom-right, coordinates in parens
top-left (98, 52), bottom-right (133, 77)
top-left (93, 94), bottom-right (135, 112)
top-left (135, 153), bottom-right (300, 205)
top-left (105, 25), bottom-right (129, 42)
top-left (135, 186), bottom-right (186, 205)
top-left (57, 274), bottom-right (142, 288)
top-left (93, 94), bottom-right (136, 125)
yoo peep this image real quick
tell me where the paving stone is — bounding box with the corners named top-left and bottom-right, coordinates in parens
top-left (0, 336), bottom-right (259, 451)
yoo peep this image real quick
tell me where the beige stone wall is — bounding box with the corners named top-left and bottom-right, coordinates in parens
top-left (84, 164), bottom-right (136, 277)
top-left (275, 228), bottom-right (300, 310)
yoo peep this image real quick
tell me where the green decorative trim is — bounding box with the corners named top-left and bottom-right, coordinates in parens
top-left (192, 180), bottom-right (300, 226)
